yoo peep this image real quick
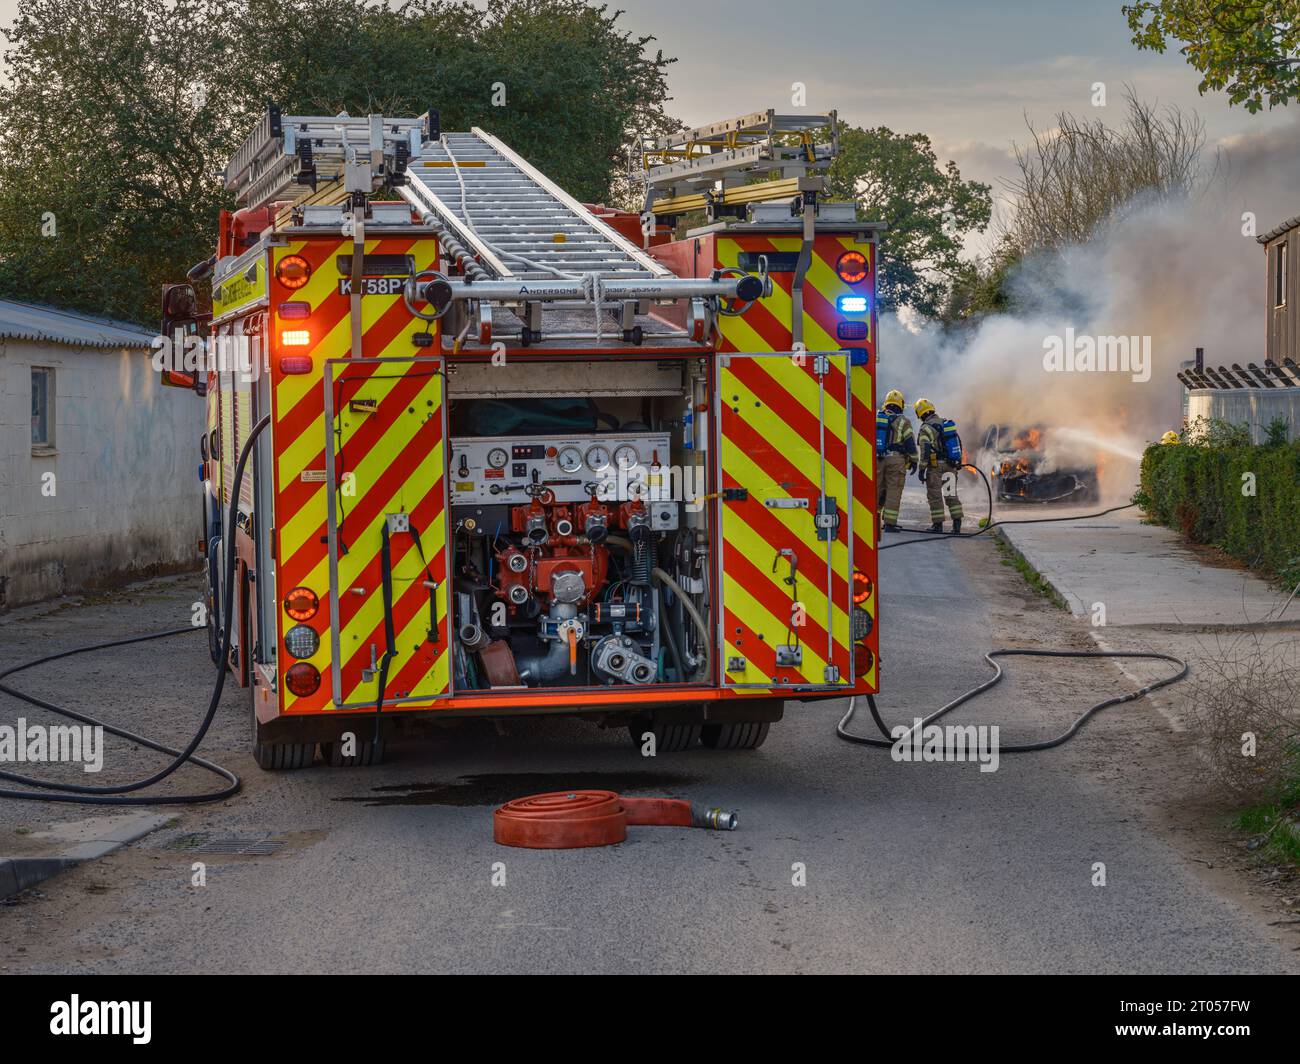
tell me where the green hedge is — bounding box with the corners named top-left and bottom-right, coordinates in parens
top-left (1136, 434), bottom-right (1300, 586)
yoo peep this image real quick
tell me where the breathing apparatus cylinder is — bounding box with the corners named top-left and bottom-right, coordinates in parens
top-left (876, 410), bottom-right (896, 458)
top-left (941, 419), bottom-right (963, 466)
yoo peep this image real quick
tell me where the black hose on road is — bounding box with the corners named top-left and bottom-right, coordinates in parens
top-left (882, 463), bottom-right (1136, 552)
top-left (837, 649), bottom-right (1189, 751)
top-left (0, 415), bottom-right (269, 805)
top-left (844, 488), bottom-right (1190, 751)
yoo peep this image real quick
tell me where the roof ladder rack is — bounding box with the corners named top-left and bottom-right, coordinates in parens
top-left (638, 109), bottom-right (838, 218)
top-left (401, 127), bottom-right (671, 282)
top-left (224, 106), bottom-right (428, 211)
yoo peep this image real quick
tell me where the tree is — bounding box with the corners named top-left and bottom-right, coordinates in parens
top-left (1123, 0), bottom-right (1300, 112)
top-left (1002, 89), bottom-right (1211, 256)
top-left (826, 125), bottom-right (991, 318)
top-left (940, 236), bottom-right (1020, 323)
top-left (0, 0), bottom-right (246, 323)
top-left (239, 0), bottom-right (677, 203)
top-left (0, 0), bottom-right (675, 324)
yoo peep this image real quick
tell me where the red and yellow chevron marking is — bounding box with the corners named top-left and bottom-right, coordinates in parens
top-left (268, 235), bottom-right (444, 714)
top-left (717, 235), bottom-right (872, 353)
top-left (331, 360), bottom-right (448, 706)
top-left (716, 234), bottom-right (878, 691)
top-left (219, 371), bottom-right (234, 504)
top-left (719, 352), bottom-right (853, 689)
top-left (235, 384), bottom-right (253, 508)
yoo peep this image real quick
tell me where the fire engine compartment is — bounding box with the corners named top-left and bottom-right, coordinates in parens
top-left (445, 356), bottom-right (712, 693)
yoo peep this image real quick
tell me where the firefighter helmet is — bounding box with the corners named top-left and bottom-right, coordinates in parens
top-left (914, 397), bottom-right (935, 419)
top-left (1161, 430), bottom-right (1179, 445)
top-left (884, 389), bottom-right (905, 411)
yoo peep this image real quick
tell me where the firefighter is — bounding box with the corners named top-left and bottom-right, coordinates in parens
top-left (876, 389), bottom-right (916, 532)
top-left (1160, 430), bottom-right (1179, 445)
top-left (914, 398), bottom-right (963, 534)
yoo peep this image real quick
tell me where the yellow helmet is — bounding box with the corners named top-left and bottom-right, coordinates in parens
top-left (914, 397), bottom-right (935, 419)
top-left (1161, 430), bottom-right (1179, 446)
top-left (884, 389), bottom-right (904, 411)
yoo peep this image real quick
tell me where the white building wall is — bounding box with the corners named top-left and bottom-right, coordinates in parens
top-left (0, 337), bottom-right (204, 607)
top-left (1186, 387), bottom-right (1300, 444)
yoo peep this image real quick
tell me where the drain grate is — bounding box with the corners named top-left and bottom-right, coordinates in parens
top-left (168, 833), bottom-right (285, 856)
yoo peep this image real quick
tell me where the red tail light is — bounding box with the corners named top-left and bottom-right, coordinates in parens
top-left (285, 662), bottom-right (321, 697)
top-left (852, 570), bottom-right (873, 604)
top-left (284, 586), bottom-right (319, 621)
top-left (854, 646), bottom-right (875, 677)
top-left (276, 254), bottom-right (312, 290)
top-left (279, 356), bottom-right (313, 374)
top-left (836, 250), bottom-right (868, 284)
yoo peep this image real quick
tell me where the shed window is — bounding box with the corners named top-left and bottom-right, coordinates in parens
top-left (1275, 240), bottom-right (1288, 308)
top-left (31, 367), bottom-right (54, 448)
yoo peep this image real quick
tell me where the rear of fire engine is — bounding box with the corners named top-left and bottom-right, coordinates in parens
top-left (159, 107), bottom-right (880, 768)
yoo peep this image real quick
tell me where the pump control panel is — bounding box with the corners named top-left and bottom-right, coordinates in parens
top-left (449, 432), bottom-right (672, 506)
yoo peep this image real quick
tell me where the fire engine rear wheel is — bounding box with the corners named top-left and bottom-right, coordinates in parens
top-left (205, 533), bottom-right (223, 666)
top-left (319, 737), bottom-right (386, 767)
top-left (250, 693), bottom-right (317, 770)
top-left (253, 741), bottom-right (317, 770)
top-left (628, 718), bottom-right (701, 753)
top-left (700, 721), bottom-right (771, 750)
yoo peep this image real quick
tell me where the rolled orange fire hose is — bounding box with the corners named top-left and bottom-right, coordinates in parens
top-left (493, 789), bottom-right (737, 848)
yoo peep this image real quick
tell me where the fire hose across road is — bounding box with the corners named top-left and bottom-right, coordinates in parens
top-left (835, 463), bottom-right (1190, 750)
top-left (0, 450), bottom-right (1188, 815)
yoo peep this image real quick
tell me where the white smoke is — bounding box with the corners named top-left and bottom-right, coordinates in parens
top-left (877, 113), bottom-right (1300, 500)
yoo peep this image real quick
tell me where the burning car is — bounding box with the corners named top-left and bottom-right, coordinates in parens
top-left (978, 425), bottom-right (1099, 504)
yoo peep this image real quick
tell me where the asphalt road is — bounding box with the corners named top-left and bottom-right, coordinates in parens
top-left (2, 492), bottom-right (1296, 973)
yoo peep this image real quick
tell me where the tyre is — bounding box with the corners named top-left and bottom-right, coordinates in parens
top-left (205, 533), bottom-right (223, 666)
top-left (319, 735), bottom-right (386, 767)
top-left (253, 740), bottom-right (317, 770)
top-left (628, 718), bottom-right (701, 753)
top-left (701, 721), bottom-right (770, 750)
top-left (250, 688), bottom-right (316, 770)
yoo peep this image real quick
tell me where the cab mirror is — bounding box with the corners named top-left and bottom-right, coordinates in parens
top-left (161, 368), bottom-right (197, 390)
top-left (160, 283), bottom-right (210, 394)
top-left (161, 283), bottom-right (199, 335)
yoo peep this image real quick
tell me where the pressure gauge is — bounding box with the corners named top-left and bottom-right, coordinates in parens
top-left (613, 444), bottom-right (639, 469)
top-left (486, 447), bottom-right (509, 469)
top-left (585, 444), bottom-right (611, 471)
top-left (557, 445), bottom-right (584, 472)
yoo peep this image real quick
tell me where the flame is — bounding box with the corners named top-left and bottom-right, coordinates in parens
top-left (1010, 428), bottom-right (1043, 451)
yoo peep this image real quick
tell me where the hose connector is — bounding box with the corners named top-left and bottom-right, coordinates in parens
top-left (691, 806), bottom-right (738, 831)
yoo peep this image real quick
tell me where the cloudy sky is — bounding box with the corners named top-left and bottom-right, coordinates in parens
top-left (1, 0), bottom-right (1294, 211)
top-left (607, 0), bottom-right (1295, 201)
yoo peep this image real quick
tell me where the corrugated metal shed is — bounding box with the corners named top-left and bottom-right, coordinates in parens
top-left (0, 298), bottom-right (154, 350)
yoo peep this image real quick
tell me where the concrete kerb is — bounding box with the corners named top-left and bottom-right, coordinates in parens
top-left (0, 812), bottom-right (171, 900)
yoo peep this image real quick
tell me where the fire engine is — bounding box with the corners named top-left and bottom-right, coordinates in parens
top-left (159, 106), bottom-right (881, 768)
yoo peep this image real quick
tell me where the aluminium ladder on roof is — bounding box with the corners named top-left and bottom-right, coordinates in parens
top-left (401, 128), bottom-right (670, 283)
top-left (217, 111), bottom-right (754, 340)
top-left (640, 109), bottom-right (838, 190)
top-left (224, 108), bottom-right (425, 211)
top-left (637, 110), bottom-right (838, 217)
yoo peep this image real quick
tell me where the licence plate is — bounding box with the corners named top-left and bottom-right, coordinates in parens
top-left (338, 277), bottom-right (406, 296)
